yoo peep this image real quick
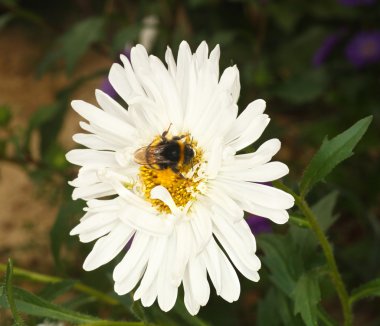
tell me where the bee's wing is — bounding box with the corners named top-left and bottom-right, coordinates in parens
top-left (133, 145), bottom-right (173, 165)
top-left (134, 147), bottom-right (150, 165)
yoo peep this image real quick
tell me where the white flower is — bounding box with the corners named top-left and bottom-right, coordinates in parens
top-left (66, 41), bottom-right (294, 315)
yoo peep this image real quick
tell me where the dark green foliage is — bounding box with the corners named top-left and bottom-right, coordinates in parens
top-left (0, 0), bottom-right (379, 325)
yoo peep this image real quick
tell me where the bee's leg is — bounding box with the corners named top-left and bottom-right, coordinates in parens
top-left (161, 123), bottom-right (173, 142)
top-left (172, 135), bottom-right (186, 141)
top-left (171, 166), bottom-right (185, 179)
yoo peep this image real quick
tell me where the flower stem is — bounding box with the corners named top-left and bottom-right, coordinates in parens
top-left (274, 182), bottom-right (353, 326)
top-left (0, 263), bottom-right (119, 306)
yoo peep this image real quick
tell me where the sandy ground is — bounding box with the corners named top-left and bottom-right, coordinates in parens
top-left (0, 25), bottom-right (110, 273)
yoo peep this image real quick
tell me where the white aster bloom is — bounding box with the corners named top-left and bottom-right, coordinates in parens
top-left (66, 41), bottom-right (294, 315)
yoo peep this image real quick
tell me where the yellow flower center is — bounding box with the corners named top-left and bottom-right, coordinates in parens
top-left (138, 135), bottom-right (205, 214)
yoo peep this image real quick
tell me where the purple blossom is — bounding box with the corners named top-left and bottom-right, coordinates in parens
top-left (246, 214), bottom-right (272, 235)
top-left (100, 47), bottom-right (131, 98)
top-left (345, 31), bottom-right (380, 67)
top-left (338, 0), bottom-right (376, 6)
top-left (313, 31), bottom-right (344, 67)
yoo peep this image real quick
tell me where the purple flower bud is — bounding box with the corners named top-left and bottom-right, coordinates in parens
top-left (345, 31), bottom-right (380, 67)
top-left (246, 214), bottom-right (272, 235)
top-left (313, 31), bottom-right (344, 67)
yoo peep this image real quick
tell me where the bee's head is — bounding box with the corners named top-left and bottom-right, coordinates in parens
top-left (184, 144), bottom-right (195, 165)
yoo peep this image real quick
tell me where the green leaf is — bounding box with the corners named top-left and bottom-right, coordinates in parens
top-left (3, 259), bottom-right (26, 325)
top-left (312, 191), bottom-right (339, 231)
top-left (112, 25), bottom-right (140, 55)
top-left (38, 280), bottom-right (76, 301)
top-left (38, 17), bottom-right (105, 75)
top-left (256, 288), bottom-right (281, 326)
top-left (259, 235), bottom-right (298, 295)
top-left (350, 278), bottom-right (380, 304)
top-left (300, 116), bottom-right (373, 197)
top-left (0, 13), bottom-right (13, 30)
top-left (0, 105), bottom-right (12, 127)
top-left (273, 69), bottom-right (328, 104)
top-left (293, 272), bottom-right (321, 326)
top-left (50, 200), bottom-right (84, 271)
top-left (0, 284), bottom-right (100, 324)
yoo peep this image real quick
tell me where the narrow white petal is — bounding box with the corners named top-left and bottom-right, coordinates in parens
top-left (119, 204), bottom-right (174, 237)
top-left (202, 239), bottom-right (222, 295)
top-left (221, 161), bottom-right (289, 182)
top-left (72, 133), bottom-right (120, 151)
top-left (120, 54), bottom-right (145, 96)
top-left (225, 99), bottom-right (266, 143)
top-left (187, 256), bottom-right (210, 306)
top-left (228, 114), bottom-right (270, 151)
top-left (172, 223), bottom-right (193, 287)
top-left (70, 212), bottom-right (118, 235)
top-left (78, 220), bottom-right (118, 243)
top-left (183, 269), bottom-right (201, 316)
top-left (165, 46), bottom-right (177, 78)
top-left (212, 207), bottom-right (261, 281)
top-left (113, 232), bottom-right (150, 282)
top-left (83, 223), bottom-right (133, 271)
top-left (71, 100), bottom-right (136, 142)
top-left (108, 63), bottom-right (134, 104)
top-left (66, 149), bottom-right (118, 168)
top-left (95, 89), bottom-right (132, 124)
top-left (157, 233), bottom-right (178, 312)
top-left (72, 183), bottom-right (115, 201)
top-left (215, 179), bottom-right (294, 210)
top-left (134, 237), bottom-right (167, 300)
top-left (217, 245), bottom-right (241, 302)
top-left (190, 204), bottom-right (212, 254)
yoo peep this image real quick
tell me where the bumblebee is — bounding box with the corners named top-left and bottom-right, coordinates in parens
top-left (134, 127), bottom-right (195, 177)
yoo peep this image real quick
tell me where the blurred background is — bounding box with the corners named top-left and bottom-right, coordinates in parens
top-left (0, 0), bottom-right (379, 325)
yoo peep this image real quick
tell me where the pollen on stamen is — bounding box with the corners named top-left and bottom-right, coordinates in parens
top-left (137, 137), bottom-right (206, 214)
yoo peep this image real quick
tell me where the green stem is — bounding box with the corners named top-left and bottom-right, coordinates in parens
top-left (0, 264), bottom-right (118, 306)
top-left (275, 182), bottom-right (353, 326)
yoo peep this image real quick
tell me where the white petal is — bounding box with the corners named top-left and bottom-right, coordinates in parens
top-left (134, 237), bottom-right (167, 301)
top-left (217, 244), bottom-right (240, 302)
top-left (66, 149), bottom-right (118, 168)
top-left (221, 162), bottom-right (289, 182)
top-left (113, 235), bottom-right (151, 295)
top-left (83, 223), bottom-right (133, 271)
top-left (119, 203), bottom-right (174, 237)
top-left (72, 183), bottom-right (115, 201)
top-left (70, 212), bottom-right (118, 236)
top-left (113, 232), bottom-right (150, 283)
top-left (78, 220), bottom-right (118, 243)
top-left (172, 223), bottom-right (193, 287)
top-left (202, 239), bottom-right (222, 295)
top-left (206, 186), bottom-right (244, 223)
top-left (225, 99), bottom-right (266, 143)
top-left (216, 179), bottom-right (294, 210)
top-left (71, 100), bottom-right (136, 142)
top-left (190, 204), bottom-right (212, 255)
top-left (95, 89), bottom-right (132, 124)
top-left (157, 233), bottom-right (178, 312)
top-left (72, 133), bottom-right (120, 151)
top-left (120, 54), bottom-right (145, 96)
top-left (165, 46), bottom-right (176, 78)
top-left (228, 114), bottom-right (270, 151)
top-left (187, 256), bottom-right (210, 306)
top-left (238, 200), bottom-right (290, 224)
top-left (221, 138), bottom-right (281, 171)
top-left (183, 269), bottom-right (201, 316)
top-left (212, 206), bottom-right (261, 281)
